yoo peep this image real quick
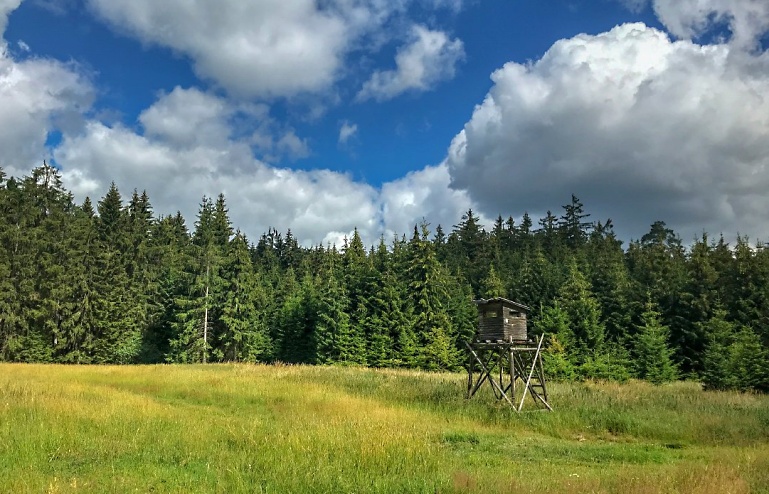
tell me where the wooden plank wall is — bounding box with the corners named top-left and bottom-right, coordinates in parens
top-left (477, 302), bottom-right (527, 341)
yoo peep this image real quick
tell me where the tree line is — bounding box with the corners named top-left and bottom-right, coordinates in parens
top-left (1, 163), bottom-right (767, 391)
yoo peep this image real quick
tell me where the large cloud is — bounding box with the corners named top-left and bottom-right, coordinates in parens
top-left (56, 87), bottom-right (471, 246)
top-left (447, 22), bottom-right (769, 241)
top-left (85, 0), bottom-right (347, 98)
top-left (0, 0), bottom-right (93, 176)
top-left (85, 0), bottom-right (461, 99)
top-left (56, 88), bottom-right (377, 245)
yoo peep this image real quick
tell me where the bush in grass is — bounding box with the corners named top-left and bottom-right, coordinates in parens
top-left (538, 303), bottom-right (578, 381)
top-left (543, 334), bottom-right (577, 381)
top-left (538, 301), bottom-right (631, 382)
top-left (579, 345), bottom-right (632, 382)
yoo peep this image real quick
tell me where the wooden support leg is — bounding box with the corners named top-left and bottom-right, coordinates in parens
top-left (464, 342), bottom-right (516, 408)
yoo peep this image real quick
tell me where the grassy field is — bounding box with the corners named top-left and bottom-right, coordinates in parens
top-left (1, 364), bottom-right (769, 493)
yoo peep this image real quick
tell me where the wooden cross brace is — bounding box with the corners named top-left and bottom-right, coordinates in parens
top-left (511, 335), bottom-right (552, 412)
top-left (464, 341), bottom-right (515, 407)
top-left (464, 335), bottom-right (552, 412)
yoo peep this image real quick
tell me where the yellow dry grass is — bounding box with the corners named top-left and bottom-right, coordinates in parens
top-left (1, 363), bottom-right (768, 493)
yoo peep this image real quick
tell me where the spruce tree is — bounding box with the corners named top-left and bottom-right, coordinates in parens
top-left (407, 222), bottom-right (462, 370)
top-left (558, 262), bottom-right (605, 354)
top-left (451, 209), bottom-right (488, 294)
top-left (89, 183), bottom-right (143, 363)
top-left (315, 271), bottom-right (362, 364)
top-left (219, 232), bottom-right (273, 362)
top-left (701, 309), bottom-right (769, 392)
top-left (0, 172), bottom-right (19, 359)
top-left (91, 249), bottom-right (142, 363)
top-left (728, 327), bottom-right (768, 392)
top-left (270, 266), bottom-right (298, 356)
top-left (537, 210), bottom-right (562, 256)
top-left (364, 237), bottom-right (409, 366)
top-left (169, 196), bottom-right (229, 362)
top-left (628, 221), bottom-right (688, 373)
top-left (676, 234), bottom-right (718, 375)
top-left (341, 228), bottom-right (371, 362)
top-left (0, 174), bottom-right (37, 360)
top-left (586, 220), bottom-right (632, 344)
top-left (444, 275), bottom-right (477, 351)
top-left (700, 310), bottom-right (735, 391)
top-left (421, 311), bottom-right (460, 371)
top-left (58, 198), bottom-right (99, 363)
top-left (97, 182), bottom-right (127, 244)
top-left (537, 302), bottom-right (577, 380)
top-left (276, 274), bottom-right (319, 363)
top-left (559, 194), bottom-right (592, 248)
top-left (634, 298), bottom-right (678, 384)
top-left (480, 264), bottom-right (506, 299)
top-left (142, 213), bottom-right (190, 362)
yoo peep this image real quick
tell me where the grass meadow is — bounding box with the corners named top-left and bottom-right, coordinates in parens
top-left (2, 363), bottom-right (769, 493)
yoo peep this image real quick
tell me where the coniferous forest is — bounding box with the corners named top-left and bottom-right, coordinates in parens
top-left (1, 163), bottom-right (768, 392)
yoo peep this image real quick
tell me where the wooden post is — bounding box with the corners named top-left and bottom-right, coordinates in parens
top-left (510, 343), bottom-right (516, 405)
top-left (538, 341), bottom-right (549, 404)
top-left (466, 344), bottom-right (474, 399)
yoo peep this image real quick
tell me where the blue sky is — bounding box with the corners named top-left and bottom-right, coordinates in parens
top-left (1, 0), bottom-right (769, 246)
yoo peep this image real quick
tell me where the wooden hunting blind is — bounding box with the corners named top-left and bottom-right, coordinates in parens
top-left (465, 298), bottom-right (551, 412)
top-left (475, 298), bottom-right (529, 342)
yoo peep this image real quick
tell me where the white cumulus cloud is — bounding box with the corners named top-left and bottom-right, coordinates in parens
top-left (654, 0), bottom-right (769, 50)
top-left (380, 162), bottom-right (482, 238)
top-left (55, 87), bottom-right (473, 246)
top-left (0, 0), bottom-right (93, 176)
top-left (357, 24), bottom-right (465, 101)
top-left (140, 87), bottom-right (233, 147)
top-left (0, 0), bottom-right (22, 35)
top-left (620, 0), bottom-right (769, 51)
top-left (85, 0), bottom-right (348, 98)
top-left (446, 22), bottom-right (769, 242)
top-left (54, 88), bottom-right (373, 245)
top-left (84, 0), bottom-right (460, 100)
top-left (338, 121), bottom-right (358, 144)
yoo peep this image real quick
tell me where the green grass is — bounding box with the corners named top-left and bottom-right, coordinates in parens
top-left (1, 364), bottom-right (769, 493)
